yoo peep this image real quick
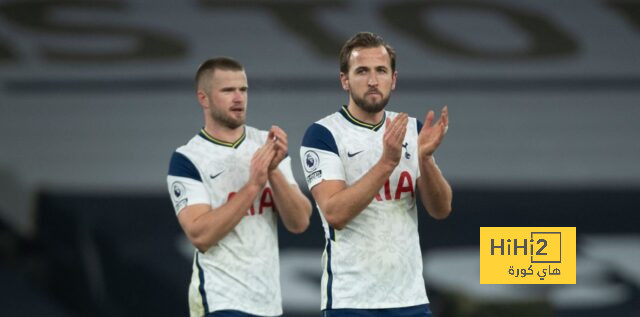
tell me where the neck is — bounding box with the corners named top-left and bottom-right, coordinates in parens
top-left (203, 120), bottom-right (244, 143)
top-left (347, 102), bottom-right (384, 125)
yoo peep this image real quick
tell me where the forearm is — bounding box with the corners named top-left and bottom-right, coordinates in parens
top-left (417, 156), bottom-right (452, 219)
top-left (320, 159), bottom-right (396, 229)
top-left (268, 169), bottom-right (311, 233)
top-left (186, 183), bottom-right (261, 251)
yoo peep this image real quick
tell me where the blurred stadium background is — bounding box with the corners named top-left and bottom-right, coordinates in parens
top-left (1, 0), bottom-right (639, 316)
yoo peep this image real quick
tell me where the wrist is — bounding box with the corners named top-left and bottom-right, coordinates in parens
top-left (420, 154), bottom-right (435, 166)
top-left (244, 181), bottom-right (262, 195)
top-left (377, 157), bottom-right (398, 172)
top-left (268, 168), bottom-right (282, 179)
top-left (419, 147), bottom-right (434, 160)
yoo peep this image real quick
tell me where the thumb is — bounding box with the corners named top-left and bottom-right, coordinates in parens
top-left (267, 129), bottom-right (275, 141)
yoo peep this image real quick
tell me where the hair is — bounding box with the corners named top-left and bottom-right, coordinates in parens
top-left (339, 32), bottom-right (396, 74)
top-left (195, 57), bottom-right (244, 93)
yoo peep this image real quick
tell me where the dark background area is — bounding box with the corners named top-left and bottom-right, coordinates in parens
top-left (1, 0), bottom-right (639, 316)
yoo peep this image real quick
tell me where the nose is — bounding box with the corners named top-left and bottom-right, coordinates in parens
top-left (233, 90), bottom-right (244, 102)
top-left (368, 74), bottom-right (378, 86)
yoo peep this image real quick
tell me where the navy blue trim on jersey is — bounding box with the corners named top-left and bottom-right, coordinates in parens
top-left (326, 237), bottom-right (334, 310)
top-left (206, 310), bottom-right (265, 317)
top-left (196, 253), bottom-right (210, 314)
top-left (417, 119), bottom-right (423, 134)
top-left (168, 151), bottom-right (202, 181)
top-left (199, 128), bottom-right (246, 148)
top-left (301, 123), bottom-right (339, 155)
top-left (339, 105), bottom-right (386, 131)
top-left (322, 304), bottom-right (431, 317)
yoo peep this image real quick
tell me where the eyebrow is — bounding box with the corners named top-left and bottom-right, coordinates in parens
top-left (220, 86), bottom-right (248, 92)
top-left (354, 65), bottom-right (389, 72)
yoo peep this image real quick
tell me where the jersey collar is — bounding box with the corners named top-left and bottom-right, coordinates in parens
top-left (198, 127), bottom-right (246, 148)
top-left (339, 105), bottom-right (386, 131)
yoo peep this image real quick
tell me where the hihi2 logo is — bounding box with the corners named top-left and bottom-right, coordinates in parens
top-left (480, 227), bottom-right (576, 284)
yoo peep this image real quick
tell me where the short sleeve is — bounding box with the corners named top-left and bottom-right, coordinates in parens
top-left (167, 151), bottom-right (210, 214)
top-left (299, 123), bottom-right (345, 190)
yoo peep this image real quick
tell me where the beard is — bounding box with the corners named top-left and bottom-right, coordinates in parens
top-left (210, 103), bottom-right (245, 129)
top-left (351, 89), bottom-right (390, 113)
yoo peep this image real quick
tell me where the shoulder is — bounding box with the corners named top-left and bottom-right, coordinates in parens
top-left (245, 125), bottom-right (265, 138)
top-left (301, 122), bottom-right (339, 155)
top-left (168, 148), bottom-right (202, 181)
top-left (306, 112), bottom-right (343, 132)
top-left (242, 125), bottom-right (269, 147)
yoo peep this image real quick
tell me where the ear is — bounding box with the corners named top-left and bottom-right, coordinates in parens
top-left (197, 90), bottom-right (208, 109)
top-left (391, 71), bottom-right (397, 91)
top-left (339, 72), bottom-right (349, 91)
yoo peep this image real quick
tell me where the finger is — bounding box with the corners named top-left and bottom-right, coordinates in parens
top-left (395, 114), bottom-right (408, 137)
top-left (424, 110), bottom-right (435, 129)
top-left (391, 113), bottom-right (407, 134)
top-left (274, 140), bottom-right (287, 154)
top-left (270, 125), bottom-right (280, 138)
top-left (276, 139), bottom-right (289, 152)
top-left (268, 128), bottom-right (275, 141)
top-left (434, 105), bottom-right (447, 127)
top-left (272, 125), bottom-right (285, 136)
top-left (257, 141), bottom-right (274, 160)
top-left (441, 117), bottom-right (449, 135)
top-left (265, 139), bottom-right (276, 152)
top-left (393, 112), bottom-right (407, 125)
top-left (265, 143), bottom-right (276, 157)
top-left (398, 119), bottom-right (407, 139)
top-left (442, 105), bottom-right (449, 127)
top-left (273, 128), bottom-right (287, 143)
top-left (267, 146), bottom-right (277, 163)
top-left (260, 146), bottom-right (276, 167)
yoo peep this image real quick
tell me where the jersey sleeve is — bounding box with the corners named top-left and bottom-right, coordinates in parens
top-left (299, 123), bottom-right (345, 190)
top-left (167, 151), bottom-right (210, 214)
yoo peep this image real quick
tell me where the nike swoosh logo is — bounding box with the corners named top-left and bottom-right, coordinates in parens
top-left (347, 150), bottom-right (364, 157)
top-left (209, 171), bottom-right (224, 179)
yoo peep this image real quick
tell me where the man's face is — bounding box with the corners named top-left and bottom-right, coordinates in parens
top-left (341, 46), bottom-right (397, 113)
top-left (201, 69), bottom-right (248, 129)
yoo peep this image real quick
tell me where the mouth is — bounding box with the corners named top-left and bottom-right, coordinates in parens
top-left (365, 91), bottom-right (382, 97)
top-left (230, 106), bottom-right (245, 113)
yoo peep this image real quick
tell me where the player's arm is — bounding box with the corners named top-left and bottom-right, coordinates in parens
top-left (176, 142), bottom-right (275, 252)
top-left (310, 114), bottom-right (408, 230)
top-left (416, 106), bottom-right (452, 219)
top-left (266, 126), bottom-right (312, 234)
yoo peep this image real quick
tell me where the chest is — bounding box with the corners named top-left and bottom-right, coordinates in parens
top-left (196, 144), bottom-right (257, 192)
top-left (336, 128), bottom-right (419, 185)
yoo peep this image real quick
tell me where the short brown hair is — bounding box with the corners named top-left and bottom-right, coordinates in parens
top-left (195, 57), bottom-right (244, 93)
top-left (339, 32), bottom-right (396, 74)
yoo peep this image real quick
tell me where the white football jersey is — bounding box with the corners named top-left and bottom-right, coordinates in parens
top-left (167, 126), bottom-right (296, 317)
top-left (300, 106), bottom-right (429, 310)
